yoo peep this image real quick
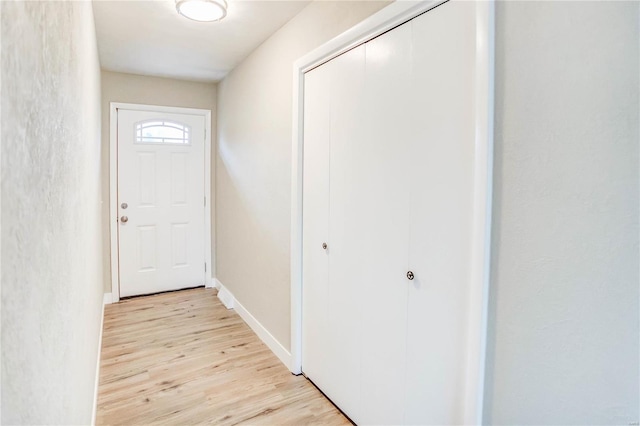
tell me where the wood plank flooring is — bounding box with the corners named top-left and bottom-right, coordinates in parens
top-left (96, 287), bottom-right (349, 425)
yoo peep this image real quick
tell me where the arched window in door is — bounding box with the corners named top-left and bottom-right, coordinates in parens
top-left (135, 120), bottom-right (191, 144)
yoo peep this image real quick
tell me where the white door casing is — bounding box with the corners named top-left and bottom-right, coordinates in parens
top-left (110, 104), bottom-right (212, 301)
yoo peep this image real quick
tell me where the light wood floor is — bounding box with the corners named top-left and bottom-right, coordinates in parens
top-left (97, 287), bottom-right (349, 425)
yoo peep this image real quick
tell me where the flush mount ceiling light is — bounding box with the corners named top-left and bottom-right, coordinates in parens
top-left (176, 0), bottom-right (227, 22)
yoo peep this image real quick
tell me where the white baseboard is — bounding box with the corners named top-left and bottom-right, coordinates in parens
top-left (214, 278), bottom-right (292, 370)
top-left (103, 293), bottom-right (112, 305)
top-left (213, 278), bottom-right (222, 290)
top-left (233, 297), bottom-right (292, 369)
top-left (92, 297), bottom-right (106, 425)
top-left (216, 281), bottom-right (235, 309)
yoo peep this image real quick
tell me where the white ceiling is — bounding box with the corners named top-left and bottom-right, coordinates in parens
top-left (92, 0), bottom-right (311, 82)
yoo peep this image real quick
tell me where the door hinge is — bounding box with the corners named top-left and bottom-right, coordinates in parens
top-left (204, 196), bottom-right (206, 206)
top-left (205, 263), bottom-right (207, 273)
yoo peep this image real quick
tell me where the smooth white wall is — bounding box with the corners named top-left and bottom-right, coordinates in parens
top-left (484, 1), bottom-right (639, 424)
top-left (1, 1), bottom-right (104, 423)
top-left (216, 0), bottom-right (390, 351)
top-left (100, 71), bottom-right (217, 292)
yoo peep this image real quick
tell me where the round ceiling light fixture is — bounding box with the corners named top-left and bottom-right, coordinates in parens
top-left (176, 0), bottom-right (227, 22)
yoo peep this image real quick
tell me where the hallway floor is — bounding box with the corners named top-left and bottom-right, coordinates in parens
top-left (96, 287), bottom-right (349, 425)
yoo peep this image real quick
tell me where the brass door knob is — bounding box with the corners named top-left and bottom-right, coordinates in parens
top-left (120, 216), bottom-right (129, 223)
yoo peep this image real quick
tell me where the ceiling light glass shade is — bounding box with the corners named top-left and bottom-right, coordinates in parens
top-left (176, 0), bottom-right (227, 22)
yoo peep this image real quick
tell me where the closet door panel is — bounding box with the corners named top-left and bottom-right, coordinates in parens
top-left (405, 2), bottom-right (476, 424)
top-left (358, 23), bottom-right (412, 425)
top-left (301, 65), bottom-right (332, 388)
top-left (326, 44), bottom-right (367, 422)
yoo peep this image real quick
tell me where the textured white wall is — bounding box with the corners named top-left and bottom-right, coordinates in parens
top-left (484, 1), bottom-right (639, 424)
top-left (100, 71), bottom-right (217, 293)
top-left (216, 1), bottom-right (390, 351)
top-left (1, 1), bottom-right (103, 423)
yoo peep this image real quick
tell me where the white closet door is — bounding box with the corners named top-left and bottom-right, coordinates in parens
top-left (325, 44), bottom-right (367, 423)
top-left (302, 2), bottom-right (478, 424)
top-left (358, 23), bottom-right (413, 425)
top-left (301, 65), bottom-right (331, 389)
top-left (405, 2), bottom-right (476, 424)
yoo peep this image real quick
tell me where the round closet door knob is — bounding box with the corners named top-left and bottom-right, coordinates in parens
top-left (120, 216), bottom-right (129, 223)
top-left (322, 243), bottom-right (328, 250)
top-left (407, 271), bottom-right (414, 280)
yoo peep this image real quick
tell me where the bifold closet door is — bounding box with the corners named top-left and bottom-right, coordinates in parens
top-left (325, 44), bottom-right (366, 420)
top-left (302, 44), bottom-right (368, 422)
top-left (302, 24), bottom-right (414, 424)
top-left (302, 1), bottom-right (478, 424)
top-left (302, 30), bottom-right (413, 422)
top-left (404, 3), bottom-right (476, 424)
top-left (301, 59), bottom-right (331, 394)
top-left (357, 22), bottom-right (412, 426)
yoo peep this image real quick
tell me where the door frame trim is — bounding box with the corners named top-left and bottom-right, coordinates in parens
top-left (109, 102), bottom-right (213, 302)
top-left (289, 1), bottom-right (495, 423)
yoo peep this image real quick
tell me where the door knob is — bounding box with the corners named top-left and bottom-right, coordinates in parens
top-left (407, 271), bottom-right (414, 280)
top-left (322, 242), bottom-right (328, 250)
top-left (121, 202), bottom-right (128, 209)
top-left (120, 216), bottom-right (129, 223)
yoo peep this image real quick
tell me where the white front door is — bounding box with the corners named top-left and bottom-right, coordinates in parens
top-left (117, 108), bottom-right (206, 298)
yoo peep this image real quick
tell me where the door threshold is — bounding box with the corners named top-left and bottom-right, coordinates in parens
top-left (119, 285), bottom-right (207, 301)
